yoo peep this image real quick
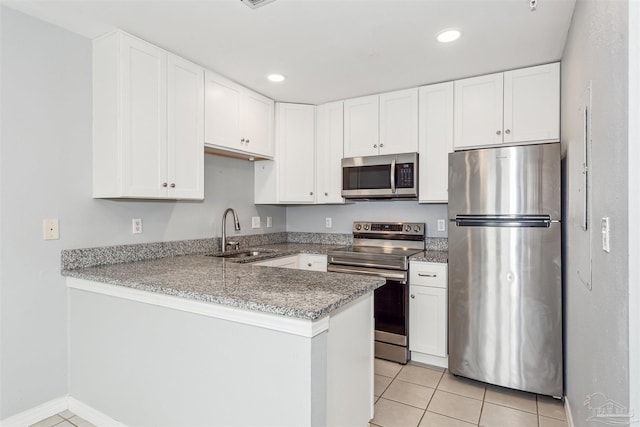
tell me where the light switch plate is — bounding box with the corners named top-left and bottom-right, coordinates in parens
top-left (252, 216), bottom-right (261, 229)
top-left (266, 216), bottom-right (273, 228)
top-left (437, 219), bottom-right (446, 232)
top-left (43, 219), bottom-right (59, 240)
top-left (601, 217), bottom-right (610, 252)
top-left (325, 217), bottom-right (332, 228)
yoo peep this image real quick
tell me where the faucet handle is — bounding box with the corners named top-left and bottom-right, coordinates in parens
top-left (226, 241), bottom-right (240, 251)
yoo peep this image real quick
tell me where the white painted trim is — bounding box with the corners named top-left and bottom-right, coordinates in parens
top-left (564, 395), bottom-right (575, 427)
top-left (0, 397), bottom-right (67, 427)
top-left (410, 351), bottom-right (448, 369)
top-left (66, 277), bottom-right (329, 338)
top-left (68, 397), bottom-right (127, 427)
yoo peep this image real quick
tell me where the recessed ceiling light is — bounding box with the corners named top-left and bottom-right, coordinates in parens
top-left (267, 73), bottom-right (286, 83)
top-left (436, 29), bottom-right (462, 43)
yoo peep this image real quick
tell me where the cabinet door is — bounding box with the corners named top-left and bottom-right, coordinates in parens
top-left (343, 95), bottom-right (379, 157)
top-left (379, 88), bottom-right (418, 155)
top-left (269, 255), bottom-right (299, 269)
top-left (298, 254), bottom-right (328, 272)
top-left (241, 89), bottom-right (274, 158)
top-left (120, 34), bottom-right (168, 198)
top-left (503, 63), bottom-right (560, 144)
top-left (409, 285), bottom-right (447, 357)
top-left (418, 82), bottom-right (453, 203)
top-left (316, 101), bottom-right (345, 204)
top-left (204, 71), bottom-right (241, 150)
top-left (454, 73), bottom-right (504, 150)
top-left (277, 103), bottom-right (316, 203)
top-left (167, 54), bottom-right (204, 199)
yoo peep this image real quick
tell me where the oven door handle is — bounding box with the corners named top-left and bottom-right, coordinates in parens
top-left (327, 264), bottom-right (407, 283)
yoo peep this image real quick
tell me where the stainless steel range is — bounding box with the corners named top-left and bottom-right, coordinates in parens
top-left (327, 222), bottom-right (425, 364)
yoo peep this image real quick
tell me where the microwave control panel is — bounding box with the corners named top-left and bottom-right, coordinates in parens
top-left (396, 163), bottom-right (414, 188)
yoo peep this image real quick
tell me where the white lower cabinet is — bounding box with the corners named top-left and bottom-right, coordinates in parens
top-left (253, 254), bottom-right (327, 272)
top-left (298, 254), bottom-right (328, 272)
top-left (409, 261), bottom-right (448, 368)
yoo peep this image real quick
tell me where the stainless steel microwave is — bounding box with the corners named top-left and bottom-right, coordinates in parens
top-left (341, 152), bottom-right (418, 199)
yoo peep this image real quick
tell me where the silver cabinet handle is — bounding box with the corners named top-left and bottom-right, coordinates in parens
top-left (373, 144), bottom-right (377, 148)
top-left (246, 139), bottom-right (250, 144)
top-left (324, 192), bottom-right (328, 196)
top-left (310, 192), bottom-right (313, 196)
top-left (162, 182), bottom-right (168, 187)
top-left (307, 263), bottom-right (312, 267)
top-left (505, 129), bottom-right (511, 135)
top-left (380, 143), bottom-right (384, 148)
top-left (496, 130), bottom-right (502, 135)
top-left (241, 138), bottom-right (245, 143)
top-left (170, 183), bottom-right (176, 188)
top-left (410, 294), bottom-right (415, 299)
top-left (418, 273), bottom-right (437, 277)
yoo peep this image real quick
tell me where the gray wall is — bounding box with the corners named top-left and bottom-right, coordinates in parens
top-left (561, 1), bottom-right (630, 425)
top-left (287, 202), bottom-right (448, 237)
top-left (0, 7), bottom-right (285, 419)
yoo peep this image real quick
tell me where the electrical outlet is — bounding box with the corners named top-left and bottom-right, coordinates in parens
top-left (43, 219), bottom-right (59, 240)
top-left (132, 218), bottom-right (142, 234)
top-left (252, 216), bottom-right (261, 229)
top-left (266, 216), bottom-right (273, 228)
top-left (437, 219), bottom-right (446, 232)
top-left (325, 217), bottom-right (332, 228)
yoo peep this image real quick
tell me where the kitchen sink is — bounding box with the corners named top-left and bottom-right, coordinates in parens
top-left (212, 250), bottom-right (276, 259)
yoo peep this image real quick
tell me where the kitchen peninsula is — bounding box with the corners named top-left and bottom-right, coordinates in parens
top-left (61, 240), bottom-right (384, 427)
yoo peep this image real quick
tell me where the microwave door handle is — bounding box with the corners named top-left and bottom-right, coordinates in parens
top-left (390, 158), bottom-right (396, 193)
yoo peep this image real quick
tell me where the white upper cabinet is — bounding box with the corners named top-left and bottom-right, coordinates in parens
top-left (343, 95), bottom-right (379, 157)
top-left (316, 101), bottom-right (345, 204)
top-left (418, 82), bottom-right (454, 203)
top-left (379, 88), bottom-right (419, 155)
top-left (92, 30), bottom-right (203, 200)
top-left (344, 88), bottom-right (418, 158)
top-left (503, 64), bottom-right (560, 144)
top-left (204, 71), bottom-right (274, 159)
top-left (255, 103), bottom-right (316, 204)
top-left (454, 63), bottom-right (559, 150)
top-left (277, 103), bottom-right (316, 203)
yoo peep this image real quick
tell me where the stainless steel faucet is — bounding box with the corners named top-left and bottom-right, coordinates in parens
top-left (221, 208), bottom-right (241, 253)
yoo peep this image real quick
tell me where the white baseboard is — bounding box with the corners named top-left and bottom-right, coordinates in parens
top-left (565, 396), bottom-right (575, 427)
top-left (0, 397), bottom-right (67, 427)
top-left (0, 396), bottom-right (125, 427)
top-left (410, 351), bottom-right (448, 369)
top-left (67, 397), bottom-right (126, 427)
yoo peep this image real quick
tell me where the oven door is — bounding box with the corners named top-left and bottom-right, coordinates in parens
top-left (327, 264), bottom-right (409, 363)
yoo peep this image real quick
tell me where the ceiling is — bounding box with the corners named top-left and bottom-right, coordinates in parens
top-left (3, 0), bottom-right (576, 104)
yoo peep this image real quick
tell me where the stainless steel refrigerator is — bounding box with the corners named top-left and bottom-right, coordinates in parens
top-left (448, 143), bottom-right (562, 397)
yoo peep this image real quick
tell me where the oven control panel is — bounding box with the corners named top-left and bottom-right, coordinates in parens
top-left (352, 222), bottom-right (425, 236)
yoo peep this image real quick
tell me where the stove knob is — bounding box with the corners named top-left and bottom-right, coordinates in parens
top-left (355, 224), bottom-right (362, 231)
top-left (405, 225), bottom-right (412, 232)
top-left (363, 224), bottom-right (370, 231)
top-left (414, 225), bottom-right (421, 233)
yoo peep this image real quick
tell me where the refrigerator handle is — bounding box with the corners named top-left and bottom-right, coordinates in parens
top-left (454, 216), bottom-right (552, 228)
top-left (390, 158), bottom-right (396, 194)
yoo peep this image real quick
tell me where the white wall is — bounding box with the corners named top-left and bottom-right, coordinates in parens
top-left (561, 1), bottom-right (631, 425)
top-left (287, 202), bottom-right (448, 237)
top-left (0, 7), bottom-right (285, 419)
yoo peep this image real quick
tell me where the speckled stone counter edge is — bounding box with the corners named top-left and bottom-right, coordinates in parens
top-left (61, 232), bottom-right (355, 270)
top-left (61, 232), bottom-right (444, 270)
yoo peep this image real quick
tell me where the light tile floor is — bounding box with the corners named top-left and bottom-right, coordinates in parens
top-left (371, 359), bottom-right (568, 427)
top-left (29, 410), bottom-right (95, 427)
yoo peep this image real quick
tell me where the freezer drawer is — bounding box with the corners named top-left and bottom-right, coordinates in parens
top-left (447, 222), bottom-right (562, 396)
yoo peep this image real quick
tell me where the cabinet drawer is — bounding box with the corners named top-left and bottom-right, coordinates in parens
top-left (410, 262), bottom-right (447, 288)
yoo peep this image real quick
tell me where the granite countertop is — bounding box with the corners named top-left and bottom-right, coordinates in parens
top-left (62, 243), bottom-right (385, 321)
top-left (409, 250), bottom-right (449, 264)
